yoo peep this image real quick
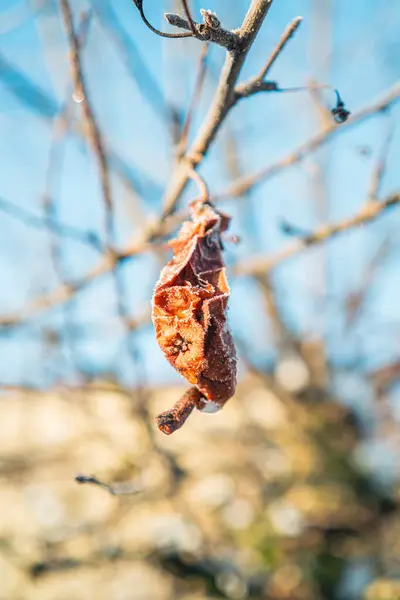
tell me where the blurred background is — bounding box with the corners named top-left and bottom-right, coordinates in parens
top-left (0, 0), bottom-right (400, 598)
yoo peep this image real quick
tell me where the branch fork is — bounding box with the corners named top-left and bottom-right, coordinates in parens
top-left (164, 9), bottom-right (238, 51)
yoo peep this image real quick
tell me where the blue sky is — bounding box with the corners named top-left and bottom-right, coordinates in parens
top-left (0, 0), bottom-right (399, 389)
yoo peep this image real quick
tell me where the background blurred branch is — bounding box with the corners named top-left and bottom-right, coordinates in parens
top-left (2, 2), bottom-right (400, 597)
top-left (59, 0), bottom-right (115, 249)
top-left (0, 196), bottom-right (102, 251)
top-left (1, 83), bottom-right (398, 328)
top-left (161, 0), bottom-right (275, 216)
top-left (234, 15), bottom-right (303, 100)
top-left (234, 192), bottom-right (400, 277)
top-left (215, 81), bottom-right (400, 200)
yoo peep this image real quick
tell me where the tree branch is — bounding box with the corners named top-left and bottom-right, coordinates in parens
top-left (7, 1), bottom-right (391, 329)
top-left (176, 42), bottom-right (210, 157)
top-left (75, 474), bottom-right (143, 496)
top-left (2, 83), bottom-right (398, 330)
top-left (0, 196), bottom-right (102, 251)
top-left (180, 0), bottom-right (198, 38)
top-left (214, 81), bottom-right (400, 201)
top-left (161, 0), bottom-right (275, 218)
top-left (131, 0), bottom-right (192, 39)
top-left (233, 193), bottom-right (400, 277)
top-left (367, 117), bottom-right (394, 202)
top-left (234, 16), bottom-right (303, 100)
top-left (59, 0), bottom-right (115, 249)
top-left (164, 11), bottom-right (238, 50)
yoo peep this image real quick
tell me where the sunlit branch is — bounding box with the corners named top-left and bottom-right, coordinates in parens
top-left (233, 193), bottom-right (400, 277)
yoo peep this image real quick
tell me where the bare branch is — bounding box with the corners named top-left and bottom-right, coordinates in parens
top-left (59, 0), bottom-right (114, 249)
top-left (344, 237), bottom-right (392, 326)
top-left (4, 0), bottom-right (378, 329)
top-left (41, 11), bottom-right (93, 375)
top-left (177, 42), bottom-right (210, 157)
top-left (0, 196), bottom-right (102, 251)
top-left (2, 82), bottom-right (398, 329)
top-left (367, 117), bottom-right (394, 202)
top-left (180, 0), bottom-right (198, 38)
top-left (162, 0), bottom-right (275, 217)
top-left (259, 16), bottom-right (303, 80)
top-left (92, 2), bottom-right (177, 126)
top-left (233, 193), bottom-right (400, 277)
top-left (0, 257), bottom-right (113, 327)
top-left (214, 81), bottom-right (400, 201)
top-left (234, 81), bottom-right (350, 127)
top-left (235, 16), bottom-right (302, 99)
top-left (186, 167), bottom-right (210, 202)
top-left (233, 17), bottom-right (350, 126)
top-left (0, 51), bottom-right (157, 200)
top-left (132, 0), bottom-right (192, 39)
top-left (165, 11), bottom-right (238, 50)
top-left (75, 474), bottom-right (143, 496)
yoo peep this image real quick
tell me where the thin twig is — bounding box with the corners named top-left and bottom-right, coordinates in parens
top-left (0, 51), bottom-right (157, 200)
top-left (234, 16), bottom-right (302, 100)
top-left (41, 11), bottom-right (93, 377)
top-left (308, 78), bottom-right (333, 129)
top-left (0, 196), bottom-right (102, 251)
top-left (177, 42), bottom-right (210, 156)
top-left (233, 193), bottom-right (400, 277)
top-left (187, 167), bottom-right (210, 202)
top-left (60, 0), bottom-right (139, 380)
top-left (5, 2), bottom-right (395, 328)
top-left (367, 117), bottom-right (394, 202)
top-left (162, 0), bottom-right (275, 217)
top-left (132, 0), bottom-right (192, 39)
top-left (164, 12), bottom-right (238, 50)
top-left (75, 474), bottom-right (143, 496)
top-left (43, 116), bottom-right (76, 370)
top-left (234, 79), bottom-right (350, 126)
top-left (2, 83), bottom-right (398, 330)
top-left (181, 0), bottom-right (197, 37)
top-left (59, 0), bottom-right (114, 249)
top-left (260, 16), bottom-right (303, 79)
top-left (214, 81), bottom-right (400, 201)
top-left (93, 2), bottom-right (176, 125)
top-left (344, 237), bottom-right (392, 326)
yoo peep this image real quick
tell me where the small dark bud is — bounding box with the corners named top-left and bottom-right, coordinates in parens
top-left (30, 562), bottom-right (48, 578)
top-left (75, 474), bottom-right (93, 484)
top-left (279, 219), bottom-right (311, 238)
top-left (332, 99), bottom-right (350, 124)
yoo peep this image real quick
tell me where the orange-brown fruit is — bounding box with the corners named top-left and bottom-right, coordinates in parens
top-left (152, 199), bottom-right (237, 434)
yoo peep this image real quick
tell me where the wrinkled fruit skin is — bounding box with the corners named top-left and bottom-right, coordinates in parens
top-left (152, 200), bottom-right (237, 419)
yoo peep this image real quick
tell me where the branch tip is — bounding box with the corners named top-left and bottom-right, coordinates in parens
top-left (165, 9), bottom-right (237, 50)
top-left (200, 9), bottom-right (220, 30)
top-left (156, 387), bottom-right (202, 435)
top-left (132, 0), bottom-right (192, 39)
